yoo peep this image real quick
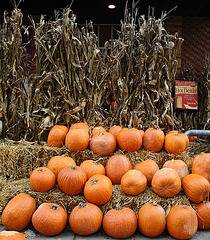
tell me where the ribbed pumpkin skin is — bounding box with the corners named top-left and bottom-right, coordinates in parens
top-left (32, 203), bottom-right (67, 236)
top-left (84, 174), bottom-right (112, 205)
top-left (192, 153), bottom-right (210, 182)
top-left (103, 206), bottom-right (137, 239)
top-left (69, 202), bottom-right (103, 236)
top-left (57, 166), bottom-right (87, 195)
top-left (134, 159), bottom-right (159, 185)
top-left (0, 230), bottom-right (27, 240)
top-left (47, 125), bottom-right (68, 147)
top-left (29, 167), bottom-right (56, 192)
top-left (109, 125), bottom-right (122, 140)
top-left (1, 193), bottom-right (36, 231)
top-left (182, 174), bottom-right (210, 203)
top-left (151, 168), bottom-right (181, 197)
top-left (167, 205), bottom-right (198, 240)
top-left (164, 133), bottom-right (187, 154)
top-left (80, 160), bottom-right (105, 179)
top-left (117, 127), bottom-right (142, 152)
top-left (106, 155), bottom-right (132, 184)
top-left (142, 128), bottom-right (165, 152)
top-left (196, 201), bottom-right (210, 230)
top-left (70, 122), bottom-right (90, 135)
top-left (138, 203), bottom-right (166, 237)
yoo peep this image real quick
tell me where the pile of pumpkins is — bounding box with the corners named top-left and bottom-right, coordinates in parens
top-left (0, 122), bottom-right (209, 239)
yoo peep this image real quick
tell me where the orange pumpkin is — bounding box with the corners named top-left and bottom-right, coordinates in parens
top-left (32, 203), bottom-right (67, 236)
top-left (117, 127), bottom-right (142, 152)
top-left (91, 126), bottom-right (106, 136)
top-left (142, 128), bottom-right (165, 152)
top-left (139, 129), bottom-right (144, 138)
top-left (29, 167), bottom-right (56, 192)
top-left (196, 201), bottom-right (210, 230)
top-left (164, 133), bottom-right (187, 154)
top-left (103, 205), bottom-right (137, 239)
top-left (105, 154), bottom-right (132, 184)
top-left (80, 159), bottom-right (105, 179)
top-left (109, 125), bottom-right (122, 140)
top-left (189, 136), bottom-right (198, 141)
top-left (134, 159), bottom-right (159, 185)
top-left (89, 132), bottom-right (116, 156)
top-left (69, 202), bottom-right (103, 236)
top-left (163, 159), bottom-right (189, 180)
top-left (151, 168), bottom-right (181, 197)
top-left (138, 203), bottom-right (166, 237)
top-left (182, 174), bottom-right (210, 203)
top-left (47, 155), bottom-right (76, 178)
top-left (167, 205), bottom-right (198, 239)
top-left (65, 128), bottom-right (89, 151)
top-left (121, 169), bottom-right (147, 195)
top-left (111, 101), bottom-right (116, 110)
top-left (84, 174), bottom-right (112, 205)
top-left (166, 130), bottom-right (189, 150)
top-left (0, 231), bottom-right (27, 239)
top-left (47, 125), bottom-right (68, 147)
top-left (69, 122), bottom-right (90, 135)
top-left (192, 153), bottom-right (210, 182)
top-left (1, 193), bottom-right (36, 231)
top-left (57, 165), bottom-right (87, 195)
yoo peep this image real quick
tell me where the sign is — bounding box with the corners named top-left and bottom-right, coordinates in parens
top-left (175, 80), bottom-right (198, 110)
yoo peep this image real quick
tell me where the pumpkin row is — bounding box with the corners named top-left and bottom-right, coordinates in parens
top-left (1, 192), bottom-right (210, 239)
top-left (47, 122), bottom-right (192, 155)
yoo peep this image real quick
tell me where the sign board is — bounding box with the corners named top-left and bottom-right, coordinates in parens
top-left (175, 80), bottom-right (198, 110)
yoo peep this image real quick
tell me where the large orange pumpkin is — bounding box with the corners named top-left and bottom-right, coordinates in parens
top-left (196, 201), bottom-right (210, 230)
top-left (105, 154), bottom-right (132, 184)
top-left (142, 128), bottom-right (165, 152)
top-left (103, 205), bottom-right (137, 239)
top-left (80, 159), bottom-right (105, 179)
top-left (167, 205), bottom-right (198, 239)
top-left (109, 125), bottom-right (122, 140)
top-left (91, 126), bottom-right (106, 136)
top-left (151, 168), bottom-right (181, 197)
top-left (1, 193), bottom-right (36, 231)
top-left (69, 202), bottom-right (103, 236)
top-left (192, 153), bottom-right (210, 182)
top-left (69, 122), bottom-right (90, 135)
top-left (166, 130), bottom-right (189, 150)
top-left (0, 231), bottom-right (27, 240)
top-left (182, 174), bottom-right (210, 203)
top-left (164, 133), bottom-right (187, 154)
top-left (138, 203), bottom-right (166, 237)
top-left (47, 125), bottom-right (68, 147)
top-left (32, 203), bottom-right (68, 236)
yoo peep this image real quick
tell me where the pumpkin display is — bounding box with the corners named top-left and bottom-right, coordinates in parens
top-left (121, 169), bottom-right (147, 195)
top-left (29, 167), bottom-right (56, 192)
top-left (182, 174), bottom-right (210, 203)
top-left (167, 205), bottom-right (198, 240)
top-left (138, 203), bottom-right (166, 237)
top-left (84, 174), bottom-right (112, 205)
top-left (196, 201), bottom-right (210, 230)
top-left (103, 205), bottom-right (137, 239)
top-left (0, 230), bottom-right (27, 240)
top-left (80, 159), bottom-right (105, 179)
top-left (1, 193), bottom-right (36, 231)
top-left (32, 203), bottom-right (68, 236)
top-left (162, 159), bottom-right (189, 180)
top-left (47, 125), bottom-right (68, 147)
top-left (65, 128), bottom-right (89, 151)
top-left (105, 154), bottom-right (132, 184)
top-left (69, 122), bottom-right (90, 135)
top-left (91, 126), bottom-right (106, 136)
top-left (134, 159), bottom-right (159, 185)
top-left (192, 153), bottom-right (210, 182)
top-left (109, 125), bottom-right (122, 140)
top-left (164, 132), bottom-right (187, 154)
top-left (117, 127), bottom-right (142, 152)
top-left (47, 155), bottom-right (76, 178)
top-left (142, 127), bottom-right (165, 152)
top-left (151, 168), bottom-right (181, 197)
top-left (89, 132), bottom-right (116, 156)
top-left (57, 165), bottom-right (87, 195)
top-left (69, 202), bottom-right (103, 236)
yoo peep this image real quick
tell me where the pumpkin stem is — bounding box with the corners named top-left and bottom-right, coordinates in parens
top-left (128, 125), bottom-right (132, 130)
top-left (91, 177), bottom-right (98, 186)
top-left (94, 158), bottom-right (103, 164)
top-left (116, 203), bottom-right (123, 211)
top-left (98, 132), bottom-right (105, 136)
top-left (50, 204), bottom-right (59, 211)
top-left (72, 165), bottom-right (77, 170)
top-left (38, 168), bottom-right (45, 173)
top-left (79, 202), bottom-right (86, 208)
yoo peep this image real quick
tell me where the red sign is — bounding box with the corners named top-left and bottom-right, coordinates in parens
top-left (175, 81), bottom-right (198, 110)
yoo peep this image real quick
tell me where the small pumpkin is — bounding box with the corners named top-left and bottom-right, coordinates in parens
top-left (32, 203), bottom-right (68, 236)
top-left (103, 205), bottom-right (137, 239)
top-left (80, 159), bottom-right (105, 179)
top-left (111, 101), bottom-right (116, 110)
top-left (1, 193), bottom-right (36, 231)
top-left (0, 230), bottom-right (27, 239)
top-left (196, 201), bottom-right (210, 230)
top-left (142, 127), bottom-right (165, 152)
top-left (70, 122), bottom-right (90, 135)
top-left (69, 202), bottom-right (103, 236)
top-left (57, 165), bottom-right (87, 195)
top-left (29, 167), bottom-right (56, 192)
top-left (182, 174), bottom-right (210, 203)
top-left (109, 125), bottom-right (122, 140)
top-left (134, 159), bottom-right (159, 185)
top-left (164, 133), bottom-right (187, 154)
top-left (121, 169), bottom-right (147, 195)
top-left (192, 153), bottom-right (210, 182)
top-left (151, 168), bottom-right (181, 197)
top-left (91, 126), bottom-right (106, 136)
top-left (166, 130), bottom-right (189, 150)
top-left (84, 174), bottom-right (112, 205)
top-left (47, 155), bottom-right (76, 178)
top-left (47, 125), bottom-right (68, 147)
top-left (138, 203), bottom-right (166, 237)
top-left (167, 205), bottom-right (198, 240)
top-left (189, 135), bottom-right (198, 141)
